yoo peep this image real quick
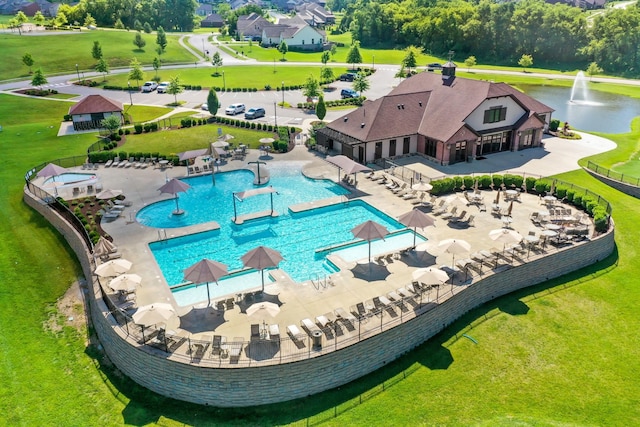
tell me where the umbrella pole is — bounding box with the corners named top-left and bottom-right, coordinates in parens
top-left (174, 195), bottom-right (180, 213)
top-left (206, 282), bottom-right (211, 306)
top-left (413, 226), bottom-right (417, 248)
top-left (261, 269), bottom-right (265, 292)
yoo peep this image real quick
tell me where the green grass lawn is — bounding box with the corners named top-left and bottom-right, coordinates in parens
top-left (4, 61), bottom-right (640, 424)
top-left (0, 30), bottom-right (194, 81)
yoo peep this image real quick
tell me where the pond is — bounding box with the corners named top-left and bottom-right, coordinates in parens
top-left (519, 84), bottom-right (640, 134)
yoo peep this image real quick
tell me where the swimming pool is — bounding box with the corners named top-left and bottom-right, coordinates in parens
top-left (44, 172), bottom-right (96, 185)
top-left (137, 163), bottom-right (349, 229)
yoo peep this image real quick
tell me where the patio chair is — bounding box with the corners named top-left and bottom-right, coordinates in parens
top-left (105, 159), bottom-right (113, 167)
top-left (211, 335), bottom-right (223, 357)
top-left (334, 307), bottom-right (356, 325)
top-left (315, 315), bottom-right (330, 328)
top-left (269, 324), bottom-right (280, 341)
top-left (250, 324), bottom-right (260, 340)
top-left (301, 318), bottom-right (321, 335)
top-left (229, 337), bottom-right (243, 361)
top-left (225, 298), bottom-right (235, 310)
top-left (287, 324), bottom-right (304, 341)
top-left (440, 206), bottom-right (458, 220)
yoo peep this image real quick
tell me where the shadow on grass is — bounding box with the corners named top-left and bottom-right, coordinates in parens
top-left (83, 245), bottom-right (619, 426)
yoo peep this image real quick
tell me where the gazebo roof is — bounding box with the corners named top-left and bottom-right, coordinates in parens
top-left (69, 94), bottom-right (123, 115)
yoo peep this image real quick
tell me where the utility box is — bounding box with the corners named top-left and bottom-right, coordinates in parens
top-left (312, 330), bottom-right (322, 351)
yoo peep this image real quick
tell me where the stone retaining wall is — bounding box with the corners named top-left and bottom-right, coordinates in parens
top-left (24, 189), bottom-right (615, 407)
top-left (585, 168), bottom-right (640, 199)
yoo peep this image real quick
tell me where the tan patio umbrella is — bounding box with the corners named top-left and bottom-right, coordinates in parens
top-left (108, 273), bottom-right (142, 292)
top-left (506, 200), bottom-right (514, 217)
top-left (412, 267), bottom-right (449, 285)
top-left (494, 190), bottom-right (501, 205)
top-left (183, 259), bottom-right (228, 306)
top-left (37, 163), bottom-right (67, 180)
top-left (411, 181), bottom-right (433, 192)
top-left (93, 236), bottom-right (116, 257)
top-left (220, 133), bottom-right (235, 142)
top-left (259, 137), bottom-right (275, 144)
top-left (212, 140), bottom-right (229, 149)
top-left (351, 220), bottom-right (389, 264)
top-left (473, 178), bottom-right (479, 192)
top-left (94, 259), bottom-right (132, 277)
top-left (489, 228), bottom-right (523, 253)
top-left (96, 189), bottom-right (123, 200)
top-left (398, 209), bottom-right (435, 247)
top-left (437, 238), bottom-right (471, 267)
top-left (241, 246), bottom-right (283, 292)
top-left (246, 301), bottom-right (281, 318)
top-left (158, 178), bottom-right (191, 215)
top-left (132, 303), bottom-right (176, 327)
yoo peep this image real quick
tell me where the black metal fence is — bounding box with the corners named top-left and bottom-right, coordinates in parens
top-left (586, 160), bottom-right (640, 187)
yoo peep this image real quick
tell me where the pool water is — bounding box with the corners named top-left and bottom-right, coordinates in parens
top-left (137, 163), bottom-right (349, 229)
top-left (44, 172), bottom-right (96, 185)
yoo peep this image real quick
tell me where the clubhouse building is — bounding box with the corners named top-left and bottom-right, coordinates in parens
top-left (316, 63), bottom-right (554, 165)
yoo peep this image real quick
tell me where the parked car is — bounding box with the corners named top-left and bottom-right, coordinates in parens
top-left (225, 103), bottom-right (246, 115)
top-left (141, 81), bottom-right (158, 92)
top-left (244, 107), bottom-right (265, 119)
top-left (156, 82), bottom-right (169, 93)
top-left (339, 72), bottom-right (358, 82)
top-left (201, 103), bottom-right (209, 111)
top-left (341, 89), bottom-right (359, 99)
top-left (427, 63), bottom-right (442, 71)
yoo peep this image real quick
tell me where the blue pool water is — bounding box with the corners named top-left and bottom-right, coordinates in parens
top-left (137, 164), bottom-right (348, 229)
top-left (44, 172), bottom-right (96, 185)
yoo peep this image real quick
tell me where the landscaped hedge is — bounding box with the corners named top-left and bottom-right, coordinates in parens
top-left (297, 97), bottom-right (365, 110)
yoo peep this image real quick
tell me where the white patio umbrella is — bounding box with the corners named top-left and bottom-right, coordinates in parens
top-left (437, 238), bottom-right (471, 267)
top-left (398, 209), bottom-right (435, 247)
top-left (96, 189), bottom-right (123, 200)
top-left (94, 259), bottom-right (132, 277)
top-left (489, 228), bottom-right (523, 253)
top-left (241, 246), bottom-right (283, 292)
top-left (259, 137), bottom-right (275, 144)
top-left (212, 140), bottom-right (229, 148)
top-left (108, 273), bottom-right (142, 292)
top-left (412, 267), bottom-right (449, 285)
top-left (246, 301), bottom-right (281, 318)
top-left (132, 303), bottom-right (176, 327)
top-left (411, 181), bottom-right (433, 192)
top-left (93, 236), bottom-right (116, 258)
top-left (183, 259), bottom-right (228, 306)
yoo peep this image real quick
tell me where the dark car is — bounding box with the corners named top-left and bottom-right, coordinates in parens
top-left (427, 62), bottom-right (442, 71)
top-left (339, 72), bottom-right (357, 82)
top-left (244, 107), bottom-right (265, 119)
top-left (341, 89), bottom-right (359, 99)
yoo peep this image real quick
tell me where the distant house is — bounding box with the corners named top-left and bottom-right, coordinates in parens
top-left (295, 3), bottom-right (335, 27)
top-left (315, 63), bottom-right (554, 166)
top-left (196, 3), bottom-right (213, 16)
top-left (261, 15), bottom-right (326, 51)
top-left (20, 2), bottom-right (40, 16)
top-left (236, 12), bottom-right (270, 39)
top-left (201, 13), bottom-right (223, 28)
top-left (68, 95), bottom-right (123, 131)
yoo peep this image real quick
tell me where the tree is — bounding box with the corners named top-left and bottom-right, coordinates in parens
top-left (278, 41), bottom-right (288, 61)
top-left (22, 53), bottom-right (34, 74)
top-left (114, 18), bottom-right (124, 29)
top-left (156, 27), bottom-right (168, 54)
top-left (15, 11), bottom-right (28, 24)
top-left (167, 76), bottom-right (183, 104)
top-left (321, 51), bottom-right (330, 65)
top-left (95, 58), bottom-right (109, 81)
top-left (586, 62), bottom-right (603, 81)
top-left (402, 46), bottom-right (421, 74)
top-left (143, 22), bottom-right (152, 33)
top-left (33, 11), bottom-right (45, 26)
top-left (330, 44), bottom-right (337, 59)
top-left (91, 41), bottom-right (102, 60)
top-left (353, 73), bottom-right (370, 97)
top-left (518, 54), bottom-right (533, 72)
top-left (133, 19), bottom-right (143, 32)
top-left (55, 11), bottom-right (68, 27)
top-left (84, 13), bottom-right (96, 28)
top-left (320, 66), bottom-right (334, 83)
top-left (316, 95), bottom-right (326, 120)
top-left (31, 68), bottom-right (47, 89)
top-left (207, 88), bottom-right (220, 115)
top-left (346, 42), bottom-right (363, 70)
top-left (101, 115), bottom-right (121, 135)
top-left (152, 57), bottom-right (161, 77)
top-left (211, 52), bottom-right (223, 75)
top-left (133, 32), bottom-right (146, 50)
top-left (464, 55), bottom-right (477, 72)
top-left (128, 58), bottom-right (144, 88)
top-left (302, 74), bottom-right (321, 100)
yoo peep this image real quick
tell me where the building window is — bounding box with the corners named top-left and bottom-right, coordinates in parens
top-left (311, 38), bottom-right (315, 44)
top-left (302, 40), bottom-right (305, 44)
top-left (453, 140), bottom-right (467, 163)
top-left (483, 106), bottom-right (507, 124)
top-left (389, 139), bottom-right (397, 157)
top-left (403, 137), bottom-right (410, 154)
top-left (374, 141), bottom-right (382, 159)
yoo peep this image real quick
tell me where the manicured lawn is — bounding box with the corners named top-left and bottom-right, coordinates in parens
top-left (0, 30), bottom-right (194, 81)
top-left (3, 71), bottom-right (640, 425)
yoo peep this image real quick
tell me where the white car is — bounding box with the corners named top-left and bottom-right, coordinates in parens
top-left (156, 82), bottom-right (169, 93)
top-left (225, 103), bottom-right (245, 115)
top-left (201, 103), bottom-right (209, 111)
top-left (141, 81), bottom-right (158, 92)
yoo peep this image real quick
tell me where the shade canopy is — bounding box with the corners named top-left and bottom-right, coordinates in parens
top-left (132, 303), bottom-right (176, 327)
top-left (437, 238), bottom-right (471, 254)
top-left (94, 259), bottom-right (132, 277)
top-left (412, 267), bottom-right (449, 285)
top-left (246, 301), bottom-right (281, 318)
top-left (398, 209), bottom-right (435, 229)
top-left (220, 133), bottom-right (235, 141)
top-left (326, 155), bottom-right (372, 175)
top-left (178, 148), bottom-right (207, 161)
top-left (241, 246), bottom-right (283, 292)
top-left (37, 163), bottom-right (67, 179)
top-left (184, 259), bottom-right (228, 284)
top-left (259, 137), bottom-right (275, 144)
top-left (412, 182), bottom-right (433, 192)
top-left (212, 140), bottom-right (229, 148)
top-left (489, 228), bottom-right (523, 245)
top-left (93, 236), bottom-right (116, 257)
top-left (158, 178), bottom-right (191, 195)
top-left (235, 186), bottom-right (277, 201)
top-left (351, 220), bottom-right (389, 242)
top-left (108, 273), bottom-right (142, 292)
top-left (96, 189), bottom-right (123, 200)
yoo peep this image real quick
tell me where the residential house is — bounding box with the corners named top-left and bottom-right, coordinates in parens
top-left (261, 15), bottom-right (325, 51)
top-left (315, 63), bottom-right (554, 166)
top-left (295, 3), bottom-right (335, 27)
top-left (236, 12), bottom-right (270, 39)
top-left (196, 3), bottom-right (213, 16)
top-left (68, 95), bottom-right (124, 131)
top-left (201, 13), bottom-right (224, 28)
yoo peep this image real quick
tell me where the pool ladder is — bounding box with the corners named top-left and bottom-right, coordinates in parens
top-left (311, 274), bottom-right (332, 290)
top-left (157, 229), bottom-right (168, 241)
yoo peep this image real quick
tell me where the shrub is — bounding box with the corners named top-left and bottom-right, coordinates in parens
top-left (453, 176), bottom-right (464, 190)
top-left (525, 176), bottom-right (537, 192)
top-left (565, 189), bottom-right (575, 202)
top-left (491, 174), bottom-right (503, 188)
top-left (549, 119), bottom-right (560, 132)
top-left (592, 206), bottom-right (609, 232)
top-left (534, 180), bottom-right (548, 194)
top-left (573, 193), bottom-right (583, 207)
top-left (555, 185), bottom-right (568, 199)
top-left (478, 175), bottom-right (492, 189)
top-left (134, 124), bottom-right (143, 134)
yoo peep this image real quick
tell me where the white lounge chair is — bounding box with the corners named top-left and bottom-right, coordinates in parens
top-left (301, 318), bottom-right (321, 335)
top-left (287, 324), bottom-right (304, 340)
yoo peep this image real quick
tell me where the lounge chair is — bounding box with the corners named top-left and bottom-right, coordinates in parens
top-left (105, 159), bottom-right (113, 167)
top-left (103, 211), bottom-right (120, 220)
top-left (402, 190), bottom-right (417, 200)
top-left (250, 324), bottom-right (260, 340)
top-left (387, 291), bottom-right (401, 301)
top-left (397, 287), bottom-right (413, 298)
top-left (392, 183), bottom-right (407, 194)
top-left (118, 159), bottom-right (128, 168)
top-left (269, 324), bottom-right (280, 340)
top-left (287, 324), bottom-right (305, 340)
top-left (229, 337), bottom-right (243, 361)
top-left (211, 335), bottom-right (223, 356)
top-left (411, 193), bottom-right (425, 205)
top-left (378, 295), bottom-right (391, 306)
top-left (334, 307), bottom-right (356, 325)
top-left (301, 318), bottom-right (321, 335)
top-left (440, 206), bottom-right (458, 220)
top-left (225, 298), bottom-right (235, 310)
top-left (188, 166), bottom-right (195, 175)
top-left (315, 315), bottom-right (330, 328)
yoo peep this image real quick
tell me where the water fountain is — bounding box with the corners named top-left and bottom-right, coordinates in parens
top-left (569, 71), bottom-right (588, 103)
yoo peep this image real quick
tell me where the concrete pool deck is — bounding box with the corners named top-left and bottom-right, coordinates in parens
top-left (57, 131), bottom-right (613, 348)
